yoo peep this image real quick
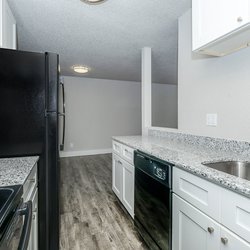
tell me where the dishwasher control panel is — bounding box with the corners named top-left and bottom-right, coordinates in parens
top-left (134, 150), bottom-right (172, 187)
top-left (153, 166), bottom-right (166, 180)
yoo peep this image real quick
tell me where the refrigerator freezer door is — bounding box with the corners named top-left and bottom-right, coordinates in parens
top-left (0, 48), bottom-right (46, 157)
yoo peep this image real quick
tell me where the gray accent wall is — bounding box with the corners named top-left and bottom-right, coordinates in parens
top-left (178, 10), bottom-right (250, 142)
top-left (61, 76), bottom-right (141, 154)
top-left (152, 83), bottom-right (178, 129)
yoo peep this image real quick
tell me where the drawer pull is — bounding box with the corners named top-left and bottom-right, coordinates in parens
top-left (221, 237), bottom-right (228, 245)
top-left (29, 178), bottom-right (36, 183)
top-left (118, 160), bottom-right (122, 165)
top-left (207, 227), bottom-right (214, 234)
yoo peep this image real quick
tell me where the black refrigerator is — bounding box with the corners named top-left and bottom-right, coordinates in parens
top-left (0, 48), bottom-right (65, 250)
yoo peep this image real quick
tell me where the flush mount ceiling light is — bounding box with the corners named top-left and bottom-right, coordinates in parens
top-left (80, 0), bottom-right (107, 5)
top-left (72, 65), bottom-right (90, 74)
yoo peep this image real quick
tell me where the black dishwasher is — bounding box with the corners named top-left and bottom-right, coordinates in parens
top-left (134, 151), bottom-right (172, 250)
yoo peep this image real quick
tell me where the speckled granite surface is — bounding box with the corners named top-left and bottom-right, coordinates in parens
top-left (0, 156), bottom-right (39, 186)
top-left (113, 135), bottom-right (250, 198)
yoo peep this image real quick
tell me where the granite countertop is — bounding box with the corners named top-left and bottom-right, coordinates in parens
top-left (113, 135), bottom-right (250, 198)
top-left (0, 156), bottom-right (39, 186)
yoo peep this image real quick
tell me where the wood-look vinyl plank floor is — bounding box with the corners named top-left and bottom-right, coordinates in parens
top-left (60, 154), bottom-right (148, 250)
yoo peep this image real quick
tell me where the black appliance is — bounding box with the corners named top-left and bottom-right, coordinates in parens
top-left (134, 151), bottom-right (173, 250)
top-left (0, 185), bottom-right (32, 250)
top-left (0, 48), bottom-right (65, 250)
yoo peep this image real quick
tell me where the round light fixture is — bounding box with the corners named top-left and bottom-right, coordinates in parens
top-left (81, 0), bottom-right (107, 5)
top-left (72, 65), bottom-right (90, 74)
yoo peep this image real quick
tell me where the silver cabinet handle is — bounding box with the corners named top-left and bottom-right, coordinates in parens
top-left (29, 178), bottom-right (36, 183)
top-left (207, 227), bottom-right (214, 234)
top-left (237, 16), bottom-right (243, 22)
top-left (221, 237), bottom-right (228, 245)
top-left (118, 160), bottom-right (122, 165)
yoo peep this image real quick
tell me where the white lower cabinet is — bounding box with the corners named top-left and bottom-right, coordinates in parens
top-left (122, 160), bottom-right (134, 216)
top-left (173, 194), bottom-right (220, 250)
top-left (112, 154), bottom-right (123, 199)
top-left (112, 153), bottom-right (134, 218)
top-left (112, 140), bottom-right (134, 218)
top-left (173, 194), bottom-right (250, 250)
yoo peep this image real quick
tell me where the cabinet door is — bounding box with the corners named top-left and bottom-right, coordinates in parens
top-left (173, 194), bottom-right (220, 250)
top-left (221, 189), bottom-right (250, 243)
top-left (220, 227), bottom-right (250, 250)
top-left (112, 154), bottom-right (123, 200)
top-left (192, 0), bottom-right (250, 50)
top-left (122, 161), bottom-right (134, 218)
top-left (1, 0), bottom-right (16, 49)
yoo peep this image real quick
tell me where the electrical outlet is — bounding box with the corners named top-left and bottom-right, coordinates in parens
top-left (206, 114), bottom-right (217, 126)
top-left (70, 143), bottom-right (74, 148)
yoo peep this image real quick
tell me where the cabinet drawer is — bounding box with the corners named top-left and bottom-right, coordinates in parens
top-left (112, 141), bottom-right (122, 155)
top-left (121, 145), bottom-right (134, 165)
top-left (173, 167), bottom-right (221, 221)
top-left (23, 164), bottom-right (37, 202)
top-left (221, 189), bottom-right (250, 243)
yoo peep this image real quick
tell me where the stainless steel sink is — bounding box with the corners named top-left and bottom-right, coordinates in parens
top-left (202, 161), bottom-right (250, 181)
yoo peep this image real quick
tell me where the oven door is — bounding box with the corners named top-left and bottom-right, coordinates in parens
top-left (0, 201), bottom-right (32, 250)
top-left (135, 166), bottom-right (171, 250)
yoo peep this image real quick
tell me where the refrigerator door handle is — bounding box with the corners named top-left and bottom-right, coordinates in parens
top-left (60, 81), bottom-right (65, 151)
top-left (60, 81), bottom-right (66, 114)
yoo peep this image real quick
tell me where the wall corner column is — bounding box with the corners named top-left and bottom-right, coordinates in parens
top-left (141, 47), bottom-right (152, 136)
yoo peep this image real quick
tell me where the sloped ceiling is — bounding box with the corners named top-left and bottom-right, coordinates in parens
top-left (8, 0), bottom-right (191, 84)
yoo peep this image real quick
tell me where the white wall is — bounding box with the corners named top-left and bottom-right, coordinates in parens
top-left (152, 83), bottom-right (178, 128)
top-left (61, 76), bottom-right (141, 156)
top-left (178, 10), bottom-right (250, 142)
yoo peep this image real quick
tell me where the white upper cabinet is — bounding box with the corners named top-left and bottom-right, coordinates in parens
top-left (192, 0), bottom-right (250, 56)
top-left (0, 0), bottom-right (17, 49)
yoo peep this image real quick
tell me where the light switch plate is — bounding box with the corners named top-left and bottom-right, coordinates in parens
top-left (206, 114), bottom-right (217, 126)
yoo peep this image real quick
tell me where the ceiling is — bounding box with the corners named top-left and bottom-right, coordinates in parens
top-left (8, 0), bottom-right (191, 84)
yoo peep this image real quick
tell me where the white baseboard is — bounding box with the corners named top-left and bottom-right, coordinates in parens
top-left (59, 148), bottom-right (112, 158)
